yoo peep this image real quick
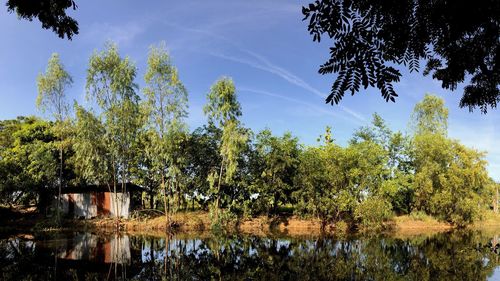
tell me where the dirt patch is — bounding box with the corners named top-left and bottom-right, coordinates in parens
top-left (386, 215), bottom-right (452, 236)
top-left (238, 215), bottom-right (324, 236)
top-left (4, 206), bottom-right (500, 238)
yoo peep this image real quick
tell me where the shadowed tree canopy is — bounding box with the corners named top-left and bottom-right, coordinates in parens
top-left (303, 0), bottom-right (500, 113)
top-left (6, 0), bottom-right (79, 39)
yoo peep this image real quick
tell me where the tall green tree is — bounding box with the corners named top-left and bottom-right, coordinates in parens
top-left (133, 128), bottom-right (160, 209)
top-left (411, 95), bottom-right (489, 225)
top-left (85, 42), bottom-right (141, 220)
top-left (251, 129), bottom-right (300, 215)
top-left (184, 125), bottom-right (223, 210)
top-left (72, 105), bottom-right (109, 186)
top-left (410, 94), bottom-right (449, 136)
top-left (36, 53), bottom-right (73, 219)
top-left (413, 133), bottom-right (488, 225)
top-left (352, 113), bottom-right (414, 214)
top-left (295, 126), bottom-right (391, 229)
top-left (485, 179), bottom-right (500, 214)
top-left (203, 77), bottom-right (247, 218)
top-left (0, 117), bottom-right (58, 211)
top-left (294, 128), bottom-right (354, 229)
top-left (143, 42), bottom-right (189, 226)
top-left (410, 94), bottom-right (450, 212)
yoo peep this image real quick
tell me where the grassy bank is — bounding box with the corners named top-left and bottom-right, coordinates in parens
top-left (3, 205), bottom-right (500, 237)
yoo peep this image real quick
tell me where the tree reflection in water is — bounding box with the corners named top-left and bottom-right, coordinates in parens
top-left (1, 231), bottom-right (500, 280)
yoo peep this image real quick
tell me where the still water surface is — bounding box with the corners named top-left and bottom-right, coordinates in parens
top-left (1, 230), bottom-right (500, 280)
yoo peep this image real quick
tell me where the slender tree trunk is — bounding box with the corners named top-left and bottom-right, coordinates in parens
top-left (150, 190), bottom-right (154, 209)
top-left (495, 186), bottom-right (498, 213)
top-left (215, 158), bottom-right (225, 219)
top-left (57, 144), bottom-right (63, 222)
top-left (120, 149), bottom-right (128, 225)
top-left (114, 180), bottom-right (118, 229)
top-left (320, 219), bottom-right (327, 232)
top-left (162, 173), bottom-right (169, 229)
top-left (121, 164), bottom-right (126, 217)
top-left (167, 179), bottom-right (171, 222)
top-left (495, 186), bottom-right (499, 214)
top-left (113, 165), bottom-right (119, 230)
top-left (176, 181), bottom-right (181, 212)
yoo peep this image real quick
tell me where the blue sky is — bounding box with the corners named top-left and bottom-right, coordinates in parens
top-left (1, 0), bottom-right (499, 179)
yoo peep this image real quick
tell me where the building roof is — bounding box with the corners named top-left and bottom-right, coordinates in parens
top-left (61, 183), bottom-right (144, 194)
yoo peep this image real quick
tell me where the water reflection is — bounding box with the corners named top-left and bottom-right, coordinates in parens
top-left (57, 233), bottom-right (131, 264)
top-left (1, 231), bottom-right (500, 280)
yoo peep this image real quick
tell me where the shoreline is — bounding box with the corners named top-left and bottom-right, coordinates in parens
top-left (3, 207), bottom-right (500, 238)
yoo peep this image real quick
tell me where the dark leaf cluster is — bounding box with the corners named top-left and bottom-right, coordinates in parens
top-left (6, 0), bottom-right (79, 39)
top-left (303, 0), bottom-right (500, 112)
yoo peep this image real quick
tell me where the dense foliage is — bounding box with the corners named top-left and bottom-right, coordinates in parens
top-left (303, 0), bottom-right (500, 112)
top-left (0, 43), bottom-right (495, 229)
top-left (6, 0), bottom-right (79, 39)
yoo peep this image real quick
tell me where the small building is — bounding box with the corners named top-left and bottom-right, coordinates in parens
top-left (58, 183), bottom-right (143, 219)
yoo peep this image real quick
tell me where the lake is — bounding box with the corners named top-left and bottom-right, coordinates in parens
top-left (1, 230), bottom-right (500, 280)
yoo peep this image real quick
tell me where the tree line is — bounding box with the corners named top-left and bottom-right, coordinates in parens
top-left (0, 42), bottom-right (497, 229)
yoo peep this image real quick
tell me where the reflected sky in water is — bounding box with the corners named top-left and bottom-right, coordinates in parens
top-left (1, 230), bottom-right (500, 280)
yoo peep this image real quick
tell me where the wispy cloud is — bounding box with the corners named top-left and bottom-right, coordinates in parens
top-left (210, 51), bottom-right (367, 124)
top-left (82, 21), bottom-right (147, 46)
top-left (239, 87), bottom-right (365, 126)
top-left (157, 18), bottom-right (367, 125)
top-left (241, 50), bottom-right (325, 98)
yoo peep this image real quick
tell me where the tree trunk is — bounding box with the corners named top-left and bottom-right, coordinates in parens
top-left (121, 162), bottom-right (127, 222)
top-left (495, 186), bottom-right (499, 214)
top-left (149, 190), bottom-right (154, 210)
top-left (215, 158), bottom-right (225, 219)
top-left (113, 180), bottom-right (118, 229)
top-left (176, 181), bottom-right (181, 212)
top-left (113, 165), bottom-right (119, 230)
top-left (162, 173), bottom-right (169, 229)
top-left (167, 179), bottom-right (171, 220)
top-left (57, 145), bottom-right (63, 222)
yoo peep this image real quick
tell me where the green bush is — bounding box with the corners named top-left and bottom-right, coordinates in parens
top-left (209, 206), bottom-right (238, 232)
top-left (409, 210), bottom-right (431, 221)
top-left (355, 197), bottom-right (393, 229)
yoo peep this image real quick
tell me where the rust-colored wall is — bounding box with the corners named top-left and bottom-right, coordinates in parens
top-left (62, 191), bottom-right (130, 218)
top-left (104, 192), bottom-right (112, 215)
top-left (96, 192), bottom-right (111, 216)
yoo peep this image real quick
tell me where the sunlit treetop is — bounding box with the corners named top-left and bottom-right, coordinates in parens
top-left (410, 94), bottom-right (448, 136)
top-left (204, 77), bottom-right (242, 127)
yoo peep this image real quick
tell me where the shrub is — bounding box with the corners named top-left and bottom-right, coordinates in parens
top-left (409, 210), bottom-right (431, 221)
top-left (209, 206), bottom-right (238, 232)
top-left (355, 197), bottom-right (393, 229)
